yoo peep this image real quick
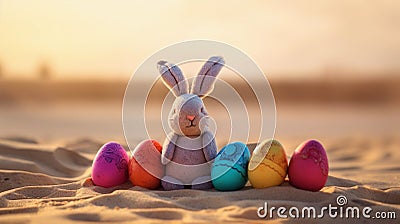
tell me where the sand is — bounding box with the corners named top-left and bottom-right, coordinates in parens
top-left (1, 80), bottom-right (399, 223)
top-left (0, 135), bottom-right (399, 223)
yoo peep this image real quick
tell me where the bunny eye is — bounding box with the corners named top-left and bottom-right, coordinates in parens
top-left (201, 107), bottom-right (206, 114)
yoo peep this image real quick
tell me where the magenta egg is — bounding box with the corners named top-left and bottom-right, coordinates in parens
top-left (91, 142), bottom-right (129, 187)
top-left (288, 140), bottom-right (329, 192)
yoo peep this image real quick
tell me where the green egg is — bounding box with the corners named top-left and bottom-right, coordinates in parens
top-left (211, 142), bottom-right (250, 191)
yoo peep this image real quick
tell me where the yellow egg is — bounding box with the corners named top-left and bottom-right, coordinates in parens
top-left (248, 139), bottom-right (288, 188)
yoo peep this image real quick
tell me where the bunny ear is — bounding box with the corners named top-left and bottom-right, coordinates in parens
top-left (157, 60), bottom-right (189, 96)
top-left (191, 56), bottom-right (224, 97)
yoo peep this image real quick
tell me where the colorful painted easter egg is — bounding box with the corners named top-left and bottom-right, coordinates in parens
top-left (288, 139), bottom-right (329, 192)
top-left (129, 139), bottom-right (164, 189)
top-left (211, 142), bottom-right (250, 191)
top-left (248, 139), bottom-right (288, 188)
top-left (91, 142), bottom-right (129, 187)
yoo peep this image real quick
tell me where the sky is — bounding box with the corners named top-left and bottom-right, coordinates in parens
top-left (0, 0), bottom-right (399, 80)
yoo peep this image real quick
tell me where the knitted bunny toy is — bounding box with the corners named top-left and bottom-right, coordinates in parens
top-left (157, 56), bottom-right (224, 190)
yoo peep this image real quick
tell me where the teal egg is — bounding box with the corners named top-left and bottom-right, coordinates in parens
top-left (211, 142), bottom-right (250, 191)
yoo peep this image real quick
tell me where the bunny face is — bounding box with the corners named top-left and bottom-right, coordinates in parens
top-left (168, 94), bottom-right (209, 137)
top-left (158, 56), bottom-right (224, 137)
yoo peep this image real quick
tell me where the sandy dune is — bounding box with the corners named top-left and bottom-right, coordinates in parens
top-left (0, 80), bottom-right (399, 222)
top-left (0, 136), bottom-right (399, 223)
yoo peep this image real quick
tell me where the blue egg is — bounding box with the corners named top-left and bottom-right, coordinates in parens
top-left (211, 142), bottom-right (250, 191)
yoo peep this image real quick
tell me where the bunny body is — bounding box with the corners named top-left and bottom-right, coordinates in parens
top-left (164, 132), bottom-right (211, 185)
top-left (157, 56), bottom-right (224, 190)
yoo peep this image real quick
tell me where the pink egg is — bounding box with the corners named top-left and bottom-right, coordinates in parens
top-left (91, 142), bottom-right (129, 187)
top-left (288, 140), bottom-right (329, 192)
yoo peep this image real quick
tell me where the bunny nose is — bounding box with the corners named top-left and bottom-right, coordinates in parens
top-left (186, 115), bottom-right (195, 121)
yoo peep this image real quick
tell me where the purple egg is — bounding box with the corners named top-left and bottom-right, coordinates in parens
top-left (91, 142), bottom-right (129, 187)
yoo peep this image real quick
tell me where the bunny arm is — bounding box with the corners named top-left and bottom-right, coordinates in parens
top-left (161, 133), bottom-right (178, 165)
top-left (202, 131), bottom-right (217, 161)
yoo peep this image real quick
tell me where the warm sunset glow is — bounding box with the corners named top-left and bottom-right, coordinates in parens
top-left (0, 0), bottom-right (399, 80)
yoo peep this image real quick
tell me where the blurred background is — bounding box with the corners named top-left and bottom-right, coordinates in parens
top-left (0, 0), bottom-right (399, 144)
